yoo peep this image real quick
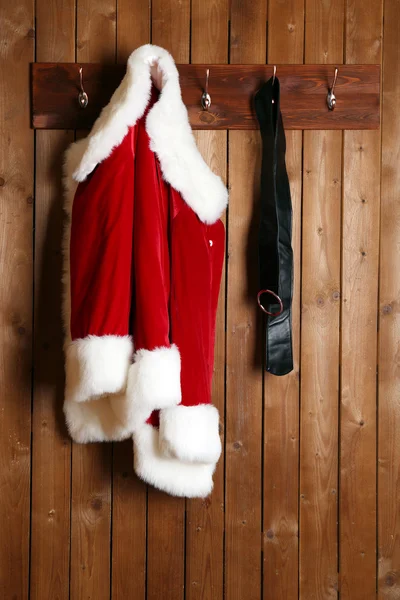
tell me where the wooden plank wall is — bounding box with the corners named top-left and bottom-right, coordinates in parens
top-left (0, 0), bottom-right (399, 599)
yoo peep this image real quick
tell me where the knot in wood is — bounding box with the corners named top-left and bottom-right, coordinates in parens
top-left (199, 111), bottom-right (217, 125)
top-left (382, 304), bottom-right (392, 315)
top-left (90, 496), bottom-right (103, 511)
top-left (385, 572), bottom-right (397, 587)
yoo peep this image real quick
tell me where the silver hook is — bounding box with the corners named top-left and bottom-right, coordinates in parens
top-left (272, 65), bottom-right (277, 86)
top-left (201, 68), bottom-right (211, 110)
top-left (78, 67), bottom-right (89, 109)
top-left (272, 66), bottom-right (277, 104)
top-left (327, 67), bottom-right (338, 111)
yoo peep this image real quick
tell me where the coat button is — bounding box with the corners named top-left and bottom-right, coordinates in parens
top-left (209, 240), bottom-right (213, 247)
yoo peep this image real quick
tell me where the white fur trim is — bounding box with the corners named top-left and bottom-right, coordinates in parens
top-left (64, 393), bottom-right (134, 444)
top-left (159, 404), bottom-right (221, 464)
top-left (110, 345), bottom-right (181, 432)
top-left (64, 44), bottom-right (228, 225)
top-left (63, 335), bottom-right (134, 443)
top-left (65, 335), bottom-right (132, 403)
top-left (133, 424), bottom-right (216, 498)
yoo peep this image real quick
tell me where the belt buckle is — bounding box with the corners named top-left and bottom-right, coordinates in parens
top-left (257, 289), bottom-right (283, 317)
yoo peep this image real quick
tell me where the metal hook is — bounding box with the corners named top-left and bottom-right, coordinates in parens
top-left (271, 66), bottom-right (277, 104)
top-left (272, 65), bottom-right (277, 86)
top-left (327, 67), bottom-right (338, 111)
top-left (201, 68), bottom-right (211, 110)
top-left (78, 67), bottom-right (89, 109)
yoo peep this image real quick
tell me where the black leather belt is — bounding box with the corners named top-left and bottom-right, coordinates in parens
top-left (255, 77), bottom-right (294, 376)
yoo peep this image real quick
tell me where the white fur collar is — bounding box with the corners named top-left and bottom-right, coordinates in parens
top-left (65, 44), bottom-right (228, 224)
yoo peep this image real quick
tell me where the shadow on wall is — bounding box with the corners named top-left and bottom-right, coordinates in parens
top-left (245, 134), bottom-right (264, 371)
top-left (34, 131), bottom-right (70, 440)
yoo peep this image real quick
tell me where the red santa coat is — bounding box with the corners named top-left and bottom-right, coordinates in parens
top-left (62, 45), bottom-right (228, 497)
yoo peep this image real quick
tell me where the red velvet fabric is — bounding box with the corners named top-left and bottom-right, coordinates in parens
top-left (70, 128), bottom-right (136, 340)
top-left (69, 92), bottom-right (225, 418)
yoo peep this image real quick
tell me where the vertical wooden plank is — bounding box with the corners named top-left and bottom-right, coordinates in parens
top-left (151, 0), bottom-right (190, 59)
top-left (76, 0), bottom-right (117, 63)
top-left (300, 130), bottom-right (341, 598)
top-left (378, 0), bottom-right (400, 597)
top-left (30, 2), bottom-right (75, 598)
top-left (145, 6), bottom-right (190, 600)
top-left (70, 443), bottom-right (113, 600)
top-left (0, 2), bottom-right (34, 599)
top-left (70, 1), bottom-right (116, 598)
top-left (117, 0), bottom-right (150, 62)
top-left (111, 442), bottom-right (147, 600)
top-left (110, 2), bottom-right (150, 599)
top-left (225, 3), bottom-right (266, 599)
top-left (263, 2), bottom-right (304, 598)
top-left (299, 1), bottom-right (343, 598)
top-left (186, 3), bottom-right (228, 600)
top-left (31, 130), bottom-right (73, 598)
top-left (226, 129), bottom-right (263, 600)
top-left (341, 0), bottom-right (383, 598)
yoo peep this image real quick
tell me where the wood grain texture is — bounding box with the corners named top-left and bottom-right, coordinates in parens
top-left (0, 3), bottom-right (34, 599)
top-left (111, 442), bottom-right (147, 600)
top-left (117, 0), bottom-right (150, 63)
top-left (262, 1), bottom-right (304, 597)
top-left (300, 130), bottom-right (341, 599)
top-left (191, 0), bottom-right (228, 64)
top-left (144, 7), bottom-right (189, 600)
top-left (110, 3), bottom-right (149, 597)
top-left (31, 129), bottom-right (74, 600)
top-left (268, 0), bottom-right (305, 65)
top-left (225, 128), bottom-right (263, 600)
top-left (378, 0), bottom-right (400, 597)
top-left (147, 492), bottom-right (185, 600)
top-left (31, 63), bottom-right (381, 131)
top-left (76, 0), bottom-right (117, 63)
top-left (340, 129), bottom-right (380, 600)
top-left (151, 0), bottom-right (190, 61)
top-left (340, 0), bottom-right (382, 596)
top-left (70, 445), bottom-right (112, 599)
top-left (186, 2), bottom-right (228, 597)
top-left (299, 1), bottom-right (343, 598)
top-left (225, 3), bottom-right (266, 598)
top-left (69, 2), bottom-right (115, 598)
top-left (2, 0), bottom-right (399, 598)
top-left (30, 2), bottom-right (75, 597)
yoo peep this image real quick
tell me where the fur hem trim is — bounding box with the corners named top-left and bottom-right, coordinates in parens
top-left (64, 394), bottom-right (134, 444)
top-left (65, 335), bottom-right (133, 403)
top-left (133, 424), bottom-right (216, 498)
top-left (64, 44), bottom-right (228, 224)
top-left (110, 345), bottom-right (181, 432)
top-left (159, 404), bottom-right (221, 464)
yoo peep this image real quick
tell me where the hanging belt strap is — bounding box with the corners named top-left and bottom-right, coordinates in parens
top-left (254, 77), bottom-right (294, 376)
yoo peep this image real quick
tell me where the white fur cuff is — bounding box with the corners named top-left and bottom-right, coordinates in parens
top-left (133, 424), bottom-right (215, 498)
top-left (110, 344), bottom-right (181, 432)
top-left (131, 345), bottom-right (181, 405)
top-left (159, 404), bottom-right (222, 464)
top-left (65, 335), bottom-right (132, 403)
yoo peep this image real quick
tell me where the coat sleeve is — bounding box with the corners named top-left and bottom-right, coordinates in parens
top-left (64, 130), bottom-right (135, 408)
top-left (124, 120), bottom-right (181, 430)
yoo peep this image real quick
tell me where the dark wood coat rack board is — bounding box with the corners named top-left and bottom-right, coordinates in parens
top-left (31, 63), bottom-right (380, 130)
